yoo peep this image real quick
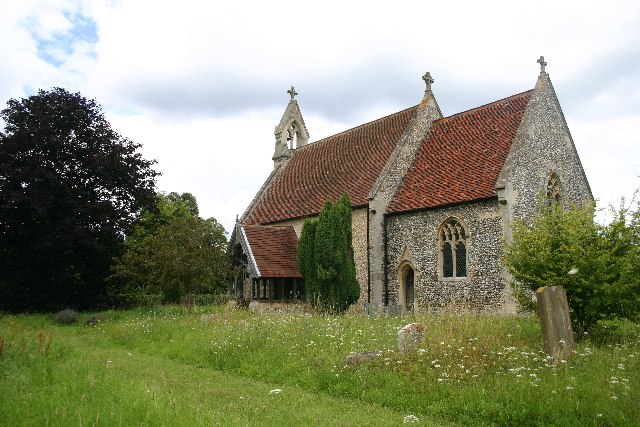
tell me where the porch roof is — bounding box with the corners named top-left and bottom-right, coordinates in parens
top-left (239, 224), bottom-right (302, 279)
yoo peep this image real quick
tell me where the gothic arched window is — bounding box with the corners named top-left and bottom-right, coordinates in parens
top-left (546, 172), bottom-right (562, 206)
top-left (439, 218), bottom-right (468, 279)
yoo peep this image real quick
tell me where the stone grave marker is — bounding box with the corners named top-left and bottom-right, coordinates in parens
top-left (536, 286), bottom-right (574, 364)
top-left (397, 322), bottom-right (426, 353)
top-left (179, 295), bottom-right (195, 312)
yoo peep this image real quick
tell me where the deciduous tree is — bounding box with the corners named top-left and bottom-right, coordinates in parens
top-left (111, 193), bottom-right (230, 303)
top-left (0, 88), bottom-right (158, 312)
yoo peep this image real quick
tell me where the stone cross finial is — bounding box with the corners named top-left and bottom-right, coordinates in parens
top-left (422, 72), bottom-right (434, 93)
top-left (537, 56), bottom-right (547, 74)
top-left (287, 86), bottom-right (298, 101)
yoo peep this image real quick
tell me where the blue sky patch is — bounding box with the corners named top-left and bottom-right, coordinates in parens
top-left (30, 10), bottom-right (98, 67)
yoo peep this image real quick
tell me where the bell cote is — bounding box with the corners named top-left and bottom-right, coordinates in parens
top-left (273, 86), bottom-right (310, 168)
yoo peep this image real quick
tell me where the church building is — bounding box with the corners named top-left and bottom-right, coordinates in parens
top-left (231, 57), bottom-right (592, 313)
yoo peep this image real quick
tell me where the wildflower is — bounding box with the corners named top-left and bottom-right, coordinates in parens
top-left (403, 415), bottom-right (419, 423)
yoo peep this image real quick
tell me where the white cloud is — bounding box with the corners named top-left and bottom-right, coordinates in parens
top-left (1, 0), bottom-right (639, 232)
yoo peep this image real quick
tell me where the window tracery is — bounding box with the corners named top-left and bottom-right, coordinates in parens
top-left (439, 219), bottom-right (467, 279)
top-left (546, 172), bottom-right (562, 205)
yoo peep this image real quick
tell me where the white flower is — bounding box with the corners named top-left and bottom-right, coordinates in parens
top-left (568, 267), bottom-right (579, 275)
top-left (403, 415), bottom-right (419, 423)
top-left (269, 389), bottom-right (282, 395)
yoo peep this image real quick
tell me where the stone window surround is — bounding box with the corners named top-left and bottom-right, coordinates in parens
top-left (438, 216), bottom-right (470, 281)
top-left (546, 171), bottom-right (563, 206)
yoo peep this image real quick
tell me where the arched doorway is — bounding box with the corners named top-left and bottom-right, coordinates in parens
top-left (404, 268), bottom-right (415, 308)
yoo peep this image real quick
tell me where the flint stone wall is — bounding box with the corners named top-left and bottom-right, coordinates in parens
top-left (386, 199), bottom-right (508, 311)
top-left (497, 74), bottom-right (592, 226)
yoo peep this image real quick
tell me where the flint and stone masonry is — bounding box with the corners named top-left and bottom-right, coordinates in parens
top-left (234, 58), bottom-right (592, 313)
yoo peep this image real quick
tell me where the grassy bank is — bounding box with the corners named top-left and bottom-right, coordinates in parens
top-left (1, 307), bottom-right (638, 426)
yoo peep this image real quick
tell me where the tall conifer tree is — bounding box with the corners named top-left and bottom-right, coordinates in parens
top-left (297, 193), bottom-right (359, 313)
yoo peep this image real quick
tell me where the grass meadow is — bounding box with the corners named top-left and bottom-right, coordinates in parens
top-left (1, 306), bottom-right (638, 426)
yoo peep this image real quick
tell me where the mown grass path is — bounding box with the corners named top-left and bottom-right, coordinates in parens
top-left (0, 314), bottom-right (450, 426)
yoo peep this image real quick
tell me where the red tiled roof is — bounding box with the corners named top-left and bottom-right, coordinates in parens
top-left (242, 225), bottom-right (302, 278)
top-left (245, 106), bottom-right (417, 224)
top-left (387, 91), bottom-right (532, 214)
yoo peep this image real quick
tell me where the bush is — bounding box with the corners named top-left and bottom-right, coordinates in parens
top-left (191, 293), bottom-right (228, 306)
top-left (111, 290), bottom-right (163, 309)
top-left (589, 318), bottom-right (640, 345)
top-left (503, 198), bottom-right (640, 333)
top-left (54, 309), bottom-right (78, 325)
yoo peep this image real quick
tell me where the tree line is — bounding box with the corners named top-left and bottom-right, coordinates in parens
top-left (0, 88), bottom-right (229, 312)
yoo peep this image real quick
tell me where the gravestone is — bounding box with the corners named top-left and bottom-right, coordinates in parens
top-left (536, 286), bottom-right (574, 364)
top-left (248, 300), bottom-right (261, 313)
top-left (179, 295), bottom-right (195, 312)
top-left (397, 322), bottom-right (426, 353)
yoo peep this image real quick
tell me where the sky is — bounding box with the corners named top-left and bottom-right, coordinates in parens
top-left (1, 0), bottom-right (639, 233)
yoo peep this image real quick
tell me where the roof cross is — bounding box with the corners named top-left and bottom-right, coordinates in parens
top-left (287, 86), bottom-right (298, 101)
top-left (422, 72), bottom-right (434, 94)
top-left (537, 56), bottom-right (547, 74)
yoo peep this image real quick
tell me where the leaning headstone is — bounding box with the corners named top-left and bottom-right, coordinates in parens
top-left (536, 286), bottom-right (574, 364)
top-left (179, 295), bottom-right (195, 312)
top-left (248, 300), bottom-right (261, 313)
top-left (397, 322), bottom-right (426, 353)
